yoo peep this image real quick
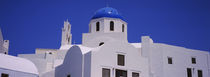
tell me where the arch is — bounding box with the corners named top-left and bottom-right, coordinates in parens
top-left (96, 22), bottom-right (100, 31)
top-left (110, 21), bottom-right (114, 31)
top-left (122, 24), bottom-right (125, 32)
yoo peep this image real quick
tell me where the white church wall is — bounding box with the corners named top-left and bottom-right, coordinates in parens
top-left (40, 70), bottom-right (55, 77)
top-left (141, 36), bottom-right (210, 77)
top-left (55, 46), bottom-right (83, 77)
top-left (82, 32), bottom-right (127, 47)
top-left (0, 69), bottom-right (38, 77)
top-left (103, 18), bottom-right (127, 33)
top-left (35, 48), bottom-right (58, 54)
top-left (159, 43), bottom-right (210, 77)
top-left (90, 40), bottom-right (149, 77)
top-left (18, 54), bottom-right (53, 76)
top-left (89, 18), bottom-right (105, 33)
top-left (147, 44), bottom-right (165, 77)
top-left (84, 52), bottom-right (91, 77)
top-left (89, 18), bottom-right (127, 34)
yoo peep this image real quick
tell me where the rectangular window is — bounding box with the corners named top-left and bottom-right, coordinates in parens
top-left (118, 54), bottom-right (125, 66)
top-left (198, 70), bottom-right (203, 77)
top-left (132, 72), bottom-right (139, 77)
top-left (67, 74), bottom-right (70, 77)
top-left (116, 69), bottom-right (127, 77)
top-left (192, 57), bottom-right (196, 64)
top-left (168, 57), bottom-right (173, 64)
top-left (102, 68), bottom-right (110, 77)
top-left (1, 73), bottom-right (9, 77)
top-left (187, 68), bottom-right (192, 77)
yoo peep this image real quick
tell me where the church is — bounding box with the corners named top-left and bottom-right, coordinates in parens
top-left (0, 7), bottom-right (210, 77)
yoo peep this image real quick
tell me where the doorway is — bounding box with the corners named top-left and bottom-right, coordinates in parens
top-left (116, 69), bottom-right (127, 77)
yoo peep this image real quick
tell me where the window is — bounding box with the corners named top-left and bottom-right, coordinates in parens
top-left (198, 70), bottom-right (203, 77)
top-left (192, 57), bottom-right (196, 64)
top-left (122, 24), bottom-right (125, 32)
top-left (168, 57), bottom-right (173, 64)
top-left (187, 68), bottom-right (192, 77)
top-left (96, 22), bottom-right (100, 31)
top-left (67, 74), bottom-right (70, 77)
top-left (110, 21), bottom-right (114, 31)
top-left (118, 54), bottom-right (125, 66)
top-left (99, 42), bottom-right (104, 46)
top-left (102, 68), bottom-right (110, 77)
top-left (68, 37), bottom-right (70, 43)
top-left (116, 69), bottom-right (127, 77)
top-left (49, 52), bottom-right (52, 54)
top-left (132, 72), bottom-right (139, 77)
top-left (4, 52), bottom-right (7, 54)
top-left (1, 73), bottom-right (9, 77)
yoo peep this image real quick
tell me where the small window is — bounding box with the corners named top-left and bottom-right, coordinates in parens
top-left (99, 42), bottom-right (104, 46)
top-left (168, 57), bottom-right (173, 64)
top-left (102, 68), bottom-right (110, 77)
top-left (122, 24), bottom-right (125, 32)
top-left (110, 21), bottom-right (114, 31)
top-left (132, 72), bottom-right (139, 77)
top-left (68, 37), bottom-right (70, 43)
top-left (1, 73), bottom-right (9, 77)
top-left (187, 68), bottom-right (192, 77)
top-left (96, 22), bottom-right (100, 31)
top-left (67, 74), bottom-right (71, 77)
top-left (4, 52), bottom-right (7, 54)
top-left (118, 54), bottom-right (125, 66)
top-left (192, 57), bottom-right (196, 64)
top-left (198, 70), bottom-right (202, 77)
top-left (49, 52), bottom-right (52, 54)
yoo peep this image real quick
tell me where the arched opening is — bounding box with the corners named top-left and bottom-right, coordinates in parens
top-left (99, 42), bottom-right (104, 46)
top-left (96, 22), bottom-right (100, 31)
top-left (110, 21), bottom-right (114, 31)
top-left (122, 24), bottom-right (124, 32)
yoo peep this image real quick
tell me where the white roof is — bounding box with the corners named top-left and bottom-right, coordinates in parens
top-left (77, 45), bottom-right (93, 54)
top-left (0, 54), bottom-right (38, 74)
top-left (131, 43), bottom-right (142, 48)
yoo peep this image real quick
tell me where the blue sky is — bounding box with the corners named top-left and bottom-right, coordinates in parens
top-left (0, 0), bottom-right (209, 56)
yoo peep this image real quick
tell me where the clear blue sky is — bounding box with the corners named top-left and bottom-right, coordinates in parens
top-left (0, 0), bottom-right (209, 56)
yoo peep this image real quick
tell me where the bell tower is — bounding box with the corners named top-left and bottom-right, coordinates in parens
top-left (61, 19), bottom-right (72, 46)
top-left (82, 7), bottom-right (128, 47)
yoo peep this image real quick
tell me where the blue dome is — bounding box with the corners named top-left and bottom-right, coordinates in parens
top-left (91, 7), bottom-right (124, 20)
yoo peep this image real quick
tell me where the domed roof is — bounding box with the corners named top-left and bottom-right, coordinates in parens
top-left (92, 7), bottom-right (124, 20)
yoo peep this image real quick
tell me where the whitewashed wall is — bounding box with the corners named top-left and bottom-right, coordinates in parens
top-left (141, 36), bottom-right (210, 77)
top-left (91, 40), bottom-right (149, 77)
top-left (55, 46), bottom-right (83, 77)
top-left (0, 68), bottom-right (38, 77)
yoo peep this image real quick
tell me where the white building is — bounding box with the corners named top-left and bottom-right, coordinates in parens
top-left (0, 54), bottom-right (39, 77)
top-left (1, 7), bottom-right (209, 77)
top-left (0, 28), bottom-right (38, 77)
